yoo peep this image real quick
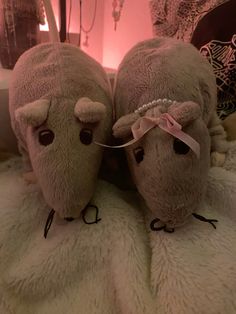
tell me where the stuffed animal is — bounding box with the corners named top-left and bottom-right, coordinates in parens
top-left (9, 42), bottom-right (113, 221)
top-left (113, 37), bottom-right (229, 167)
top-left (1, 1), bottom-right (156, 312)
top-left (113, 99), bottom-right (212, 230)
top-left (113, 37), bottom-right (227, 229)
top-left (112, 37), bottom-right (236, 313)
top-left (0, 33), bottom-right (156, 314)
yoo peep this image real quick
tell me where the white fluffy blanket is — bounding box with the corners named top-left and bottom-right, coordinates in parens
top-left (146, 166), bottom-right (236, 314)
top-left (0, 158), bottom-right (155, 314)
top-left (1, 151), bottom-right (236, 314)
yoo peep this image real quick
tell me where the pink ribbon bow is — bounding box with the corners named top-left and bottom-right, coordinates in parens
top-left (131, 113), bottom-right (200, 158)
top-left (94, 113), bottom-right (200, 158)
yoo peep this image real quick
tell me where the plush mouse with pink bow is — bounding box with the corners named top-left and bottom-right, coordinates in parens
top-left (112, 37), bottom-right (236, 314)
top-left (113, 98), bottom-right (216, 231)
top-left (113, 37), bottom-right (223, 231)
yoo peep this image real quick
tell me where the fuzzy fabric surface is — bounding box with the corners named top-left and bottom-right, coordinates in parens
top-left (0, 155), bottom-right (236, 314)
top-left (145, 166), bottom-right (236, 314)
top-left (0, 157), bottom-right (155, 314)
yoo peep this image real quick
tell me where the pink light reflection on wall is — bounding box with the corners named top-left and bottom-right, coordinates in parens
top-left (39, 0), bottom-right (104, 64)
top-left (39, 0), bottom-right (59, 31)
top-left (102, 0), bottom-right (153, 69)
top-left (39, 0), bottom-right (153, 70)
top-left (39, 0), bottom-right (80, 33)
top-left (80, 0), bottom-right (105, 65)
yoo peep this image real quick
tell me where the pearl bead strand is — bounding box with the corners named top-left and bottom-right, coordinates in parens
top-left (135, 98), bottom-right (175, 114)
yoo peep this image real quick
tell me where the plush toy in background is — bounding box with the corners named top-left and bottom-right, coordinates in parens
top-left (223, 112), bottom-right (236, 141)
top-left (208, 111), bottom-right (229, 166)
top-left (221, 112), bottom-right (236, 174)
top-left (112, 37), bottom-right (236, 313)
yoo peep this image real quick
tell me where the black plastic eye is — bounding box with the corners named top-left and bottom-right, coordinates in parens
top-left (64, 217), bottom-right (75, 222)
top-left (38, 129), bottom-right (55, 146)
top-left (133, 147), bottom-right (144, 164)
top-left (173, 138), bottom-right (190, 155)
top-left (80, 128), bottom-right (93, 145)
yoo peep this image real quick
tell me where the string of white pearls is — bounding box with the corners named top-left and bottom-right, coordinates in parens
top-left (134, 98), bottom-right (175, 114)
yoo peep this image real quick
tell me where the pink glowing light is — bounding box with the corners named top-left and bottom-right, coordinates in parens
top-left (39, 0), bottom-right (59, 32)
top-left (39, 0), bottom-right (152, 71)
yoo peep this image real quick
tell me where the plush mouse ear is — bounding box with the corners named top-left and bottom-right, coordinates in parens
top-left (168, 101), bottom-right (201, 126)
top-left (113, 112), bottom-right (139, 138)
top-left (15, 99), bottom-right (50, 127)
top-left (74, 97), bottom-right (106, 123)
